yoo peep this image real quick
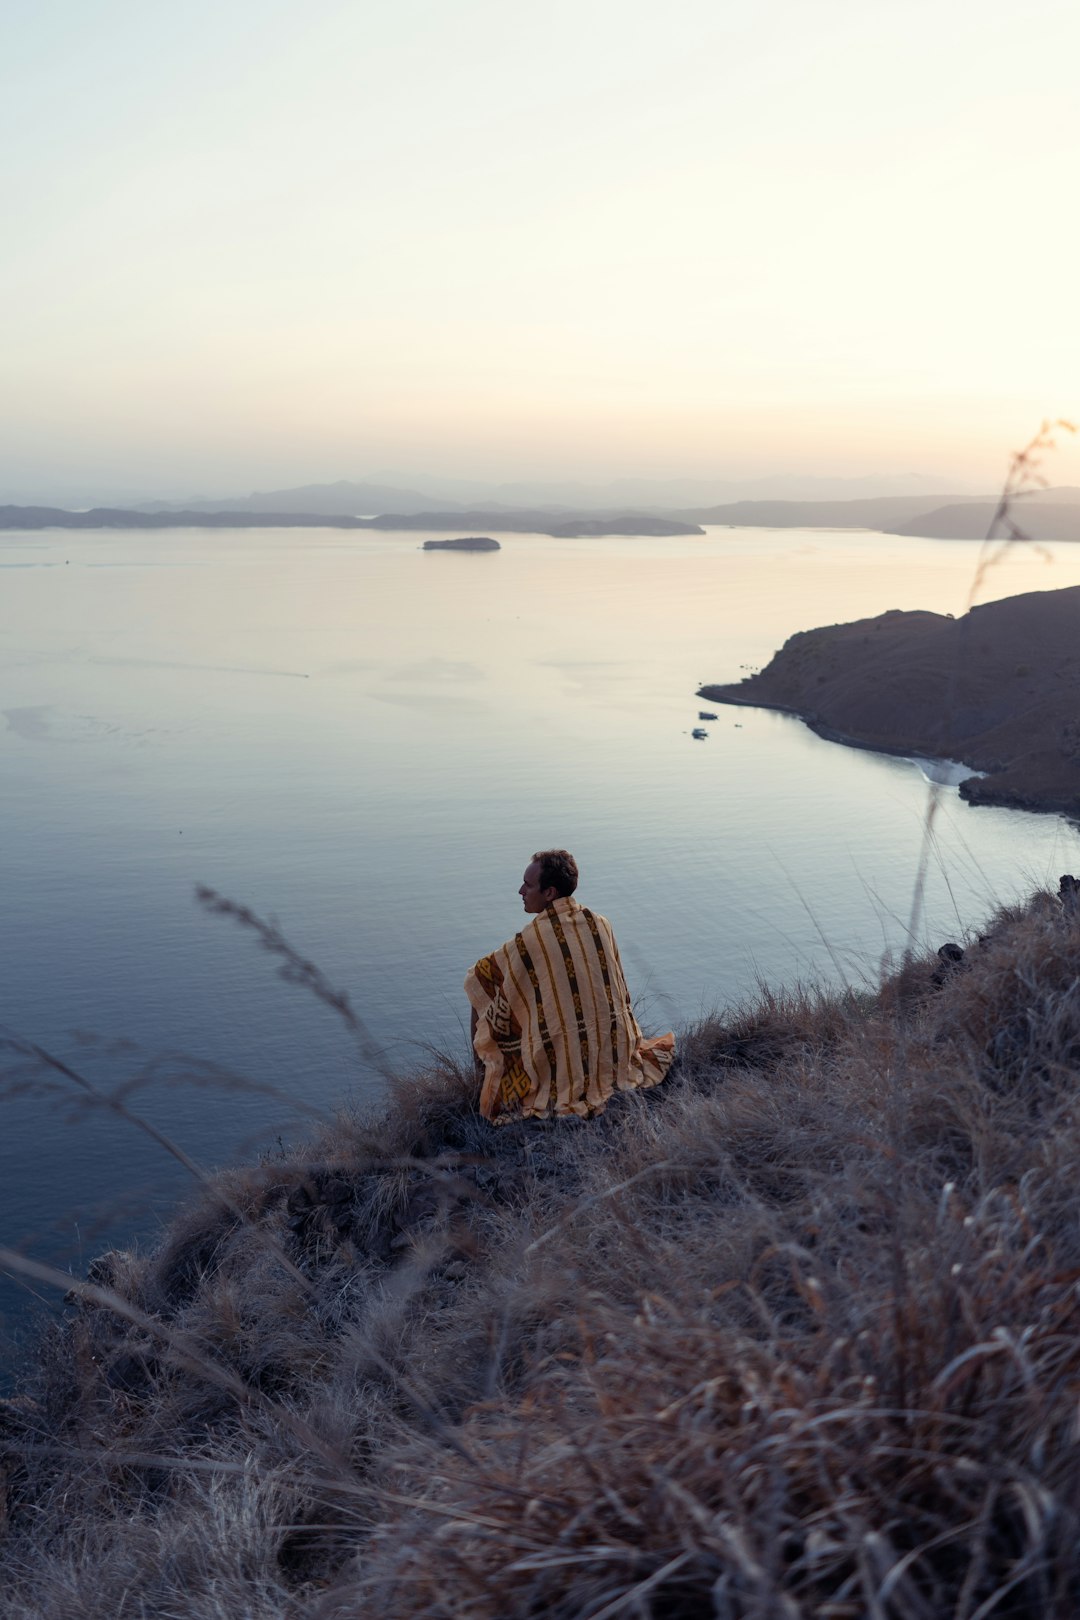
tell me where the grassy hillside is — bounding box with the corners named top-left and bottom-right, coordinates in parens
top-left (2, 881), bottom-right (1080, 1617)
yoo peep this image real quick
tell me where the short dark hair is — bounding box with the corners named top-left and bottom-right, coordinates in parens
top-left (532, 848), bottom-right (579, 898)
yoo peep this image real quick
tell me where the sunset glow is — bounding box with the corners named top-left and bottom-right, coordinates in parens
top-left (2, 0), bottom-right (1078, 497)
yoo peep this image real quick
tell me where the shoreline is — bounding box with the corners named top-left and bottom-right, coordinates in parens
top-left (697, 686), bottom-right (1079, 819)
top-left (698, 586), bottom-right (1080, 821)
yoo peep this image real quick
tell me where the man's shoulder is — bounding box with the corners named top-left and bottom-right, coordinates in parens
top-left (554, 900), bottom-right (619, 945)
top-left (500, 900), bottom-right (613, 951)
top-left (568, 901), bottom-right (610, 929)
top-left (505, 903), bottom-right (576, 947)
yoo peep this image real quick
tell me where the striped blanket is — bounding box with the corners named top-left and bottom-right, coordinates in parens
top-left (465, 896), bottom-right (675, 1122)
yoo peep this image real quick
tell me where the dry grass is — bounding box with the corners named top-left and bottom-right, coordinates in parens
top-left (1, 882), bottom-right (1079, 1616)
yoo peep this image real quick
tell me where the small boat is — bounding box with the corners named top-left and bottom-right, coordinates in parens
top-left (698, 710), bottom-right (718, 721)
top-left (691, 727), bottom-right (708, 740)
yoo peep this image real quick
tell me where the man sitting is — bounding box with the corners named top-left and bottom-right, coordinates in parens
top-left (465, 849), bottom-right (675, 1123)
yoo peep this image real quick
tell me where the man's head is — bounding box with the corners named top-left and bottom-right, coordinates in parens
top-left (519, 848), bottom-right (579, 913)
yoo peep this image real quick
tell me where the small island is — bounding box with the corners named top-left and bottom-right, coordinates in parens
top-left (421, 535), bottom-right (500, 551)
top-left (699, 584), bottom-right (1080, 817)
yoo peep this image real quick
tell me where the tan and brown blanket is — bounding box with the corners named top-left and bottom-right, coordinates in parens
top-left (465, 896), bottom-right (675, 1122)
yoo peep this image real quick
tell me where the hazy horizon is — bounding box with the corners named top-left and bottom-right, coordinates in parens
top-left (2, 1), bottom-right (1077, 499)
top-left (1, 466), bottom-right (985, 512)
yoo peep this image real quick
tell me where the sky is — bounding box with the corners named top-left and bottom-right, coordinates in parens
top-left (1, 0), bottom-right (1078, 500)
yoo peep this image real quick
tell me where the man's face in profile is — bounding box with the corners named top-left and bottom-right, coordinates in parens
top-left (519, 860), bottom-right (554, 913)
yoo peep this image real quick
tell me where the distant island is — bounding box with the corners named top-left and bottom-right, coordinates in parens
top-left (129, 471), bottom-right (971, 517)
top-left (0, 505), bottom-right (703, 539)
top-left (699, 585), bottom-right (1080, 817)
top-left (362, 510), bottom-right (703, 537)
top-left (0, 505), bottom-right (372, 531)
top-left (422, 536), bottom-right (500, 551)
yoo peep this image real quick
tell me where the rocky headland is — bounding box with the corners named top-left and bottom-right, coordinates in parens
top-left (889, 500), bottom-right (1080, 542)
top-left (699, 584), bottom-right (1080, 816)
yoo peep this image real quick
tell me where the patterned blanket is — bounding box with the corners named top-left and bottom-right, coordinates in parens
top-left (465, 896), bottom-right (675, 1122)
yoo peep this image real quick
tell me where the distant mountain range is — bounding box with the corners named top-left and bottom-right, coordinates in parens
top-left (7, 482), bottom-right (1080, 542)
top-left (360, 469), bottom-right (967, 510)
top-left (135, 479), bottom-right (455, 516)
top-left (129, 471), bottom-right (975, 518)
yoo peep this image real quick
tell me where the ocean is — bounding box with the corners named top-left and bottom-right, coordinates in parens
top-left (2, 522), bottom-right (1078, 1366)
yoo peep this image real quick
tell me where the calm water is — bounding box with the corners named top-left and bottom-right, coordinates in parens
top-left (3, 524), bottom-right (1079, 1363)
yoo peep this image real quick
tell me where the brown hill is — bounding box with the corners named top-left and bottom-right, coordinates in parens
top-left (699, 585), bottom-right (1080, 816)
top-left (674, 487), bottom-right (1080, 534)
top-left (892, 500), bottom-right (1080, 541)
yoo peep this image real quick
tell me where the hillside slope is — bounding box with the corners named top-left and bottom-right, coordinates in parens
top-left (3, 884), bottom-right (1080, 1615)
